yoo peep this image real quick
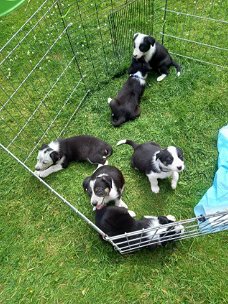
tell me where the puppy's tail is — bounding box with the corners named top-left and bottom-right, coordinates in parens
top-left (116, 139), bottom-right (139, 150)
top-left (171, 61), bottom-right (181, 77)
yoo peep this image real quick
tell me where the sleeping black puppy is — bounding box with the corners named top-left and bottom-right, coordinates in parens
top-left (133, 32), bottom-right (181, 82)
top-left (107, 57), bottom-right (151, 127)
top-left (95, 206), bottom-right (184, 250)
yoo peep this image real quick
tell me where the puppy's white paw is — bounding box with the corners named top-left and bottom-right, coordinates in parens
top-left (151, 186), bottom-right (160, 193)
top-left (34, 170), bottom-right (45, 178)
top-left (167, 215), bottom-right (176, 222)
top-left (34, 170), bottom-right (47, 178)
top-left (177, 71), bottom-right (181, 77)
top-left (107, 97), bottom-right (112, 104)
top-left (157, 74), bottom-right (167, 82)
top-left (128, 210), bottom-right (136, 218)
top-left (33, 170), bottom-right (40, 177)
top-left (171, 181), bottom-right (177, 190)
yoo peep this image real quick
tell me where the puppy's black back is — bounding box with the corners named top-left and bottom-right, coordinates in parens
top-left (59, 135), bottom-right (112, 163)
top-left (96, 207), bottom-right (156, 249)
top-left (95, 206), bottom-right (136, 236)
top-left (131, 142), bottom-right (161, 174)
top-left (149, 42), bottom-right (173, 70)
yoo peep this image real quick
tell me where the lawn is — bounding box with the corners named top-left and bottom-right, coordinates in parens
top-left (0, 0), bottom-right (228, 303)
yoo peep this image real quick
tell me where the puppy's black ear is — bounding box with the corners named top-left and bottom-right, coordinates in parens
top-left (145, 36), bottom-right (155, 46)
top-left (176, 147), bottom-right (184, 160)
top-left (50, 151), bottom-right (60, 164)
top-left (102, 176), bottom-right (112, 189)
top-left (112, 116), bottom-right (125, 127)
top-left (155, 151), bottom-right (162, 160)
top-left (133, 33), bottom-right (139, 40)
top-left (40, 144), bottom-right (48, 150)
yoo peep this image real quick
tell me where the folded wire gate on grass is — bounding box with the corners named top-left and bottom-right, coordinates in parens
top-left (0, 0), bottom-right (228, 254)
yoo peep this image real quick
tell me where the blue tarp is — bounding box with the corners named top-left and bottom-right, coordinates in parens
top-left (194, 126), bottom-right (228, 232)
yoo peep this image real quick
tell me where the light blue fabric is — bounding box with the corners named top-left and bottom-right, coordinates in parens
top-left (194, 125), bottom-right (228, 232)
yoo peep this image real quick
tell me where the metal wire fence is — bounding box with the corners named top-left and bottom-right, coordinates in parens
top-left (0, 0), bottom-right (227, 254)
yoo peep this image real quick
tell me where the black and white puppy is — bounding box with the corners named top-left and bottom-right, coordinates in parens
top-left (133, 32), bottom-right (181, 82)
top-left (107, 58), bottom-right (151, 127)
top-left (83, 164), bottom-right (135, 216)
top-left (34, 135), bottom-right (112, 178)
top-left (95, 206), bottom-right (184, 249)
top-left (117, 139), bottom-right (184, 193)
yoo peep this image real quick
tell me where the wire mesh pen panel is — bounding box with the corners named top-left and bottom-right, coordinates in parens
top-left (0, 0), bottom-right (228, 254)
top-left (106, 212), bottom-right (228, 254)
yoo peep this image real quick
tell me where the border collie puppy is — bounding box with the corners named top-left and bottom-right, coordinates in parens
top-left (133, 32), bottom-right (181, 82)
top-left (95, 206), bottom-right (184, 249)
top-left (34, 135), bottom-right (112, 178)
top-left (83, 165), bottom-right (136, 216)
top-left (107, 58), bottom-right (151, 127)
top-left (117, 139), bottom-right (184, 193)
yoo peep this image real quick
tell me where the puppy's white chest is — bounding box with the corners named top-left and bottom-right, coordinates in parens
top-left (145, 44), bottom-right (156, 62)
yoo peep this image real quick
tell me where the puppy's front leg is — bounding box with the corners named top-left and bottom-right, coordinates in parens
top-left (116, 199), bottom-right (136, 217)
top-left (116, 198), bottom-right (128, 209)
top-left (171, 171), bottom-right (179, 189)
top-left (148, 175), bottom-right (160, 193)
top-left (34, 164), bottom-right (63, 178)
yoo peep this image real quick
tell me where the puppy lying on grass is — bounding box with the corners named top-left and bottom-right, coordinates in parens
top-left (34, 135), bottom-right (112, 178)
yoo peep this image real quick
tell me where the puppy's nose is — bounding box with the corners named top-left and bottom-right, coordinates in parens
top-left (133, 54), bottom-right (137, 58)
top-left (177, 166), bottom-right (182, 171)
top-left (92, 201), bottom-right (97, 206)
top-left (35, 166), bottom-right (40, 171)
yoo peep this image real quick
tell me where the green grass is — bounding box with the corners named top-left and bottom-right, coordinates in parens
top-left (1, 0), bottom-right (228, 303)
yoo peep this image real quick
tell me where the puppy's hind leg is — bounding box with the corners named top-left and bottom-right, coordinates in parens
top-left (157, 74), bottom-right (167, 82)
top-left (157, 65), bottom-right (169, 82)
top-left (87, 155), bottom-right (108, 166)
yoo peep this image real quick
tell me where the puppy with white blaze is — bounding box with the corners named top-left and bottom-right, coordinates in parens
top-left (133, 32), bottom-right (181, 82)
top-left (95, 206), bottom-right (184, 249)
top-left (34, 135), bottom-right (112, 178)
top-left (108, 57), bottom-right (151, 127)
top-left (117, 139), bottom-right (184, 193)
top-left (82, 165), bottom-right (135, 217)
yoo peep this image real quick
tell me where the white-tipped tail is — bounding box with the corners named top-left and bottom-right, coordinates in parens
top-left (167, 215), bottom-right (176, 222)
top-left (177, 71), bottom-right (181, 77)
top-left (107, 97), bottom-right (112, 104)
top-left (116, 139), bottom-right (126, 146)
